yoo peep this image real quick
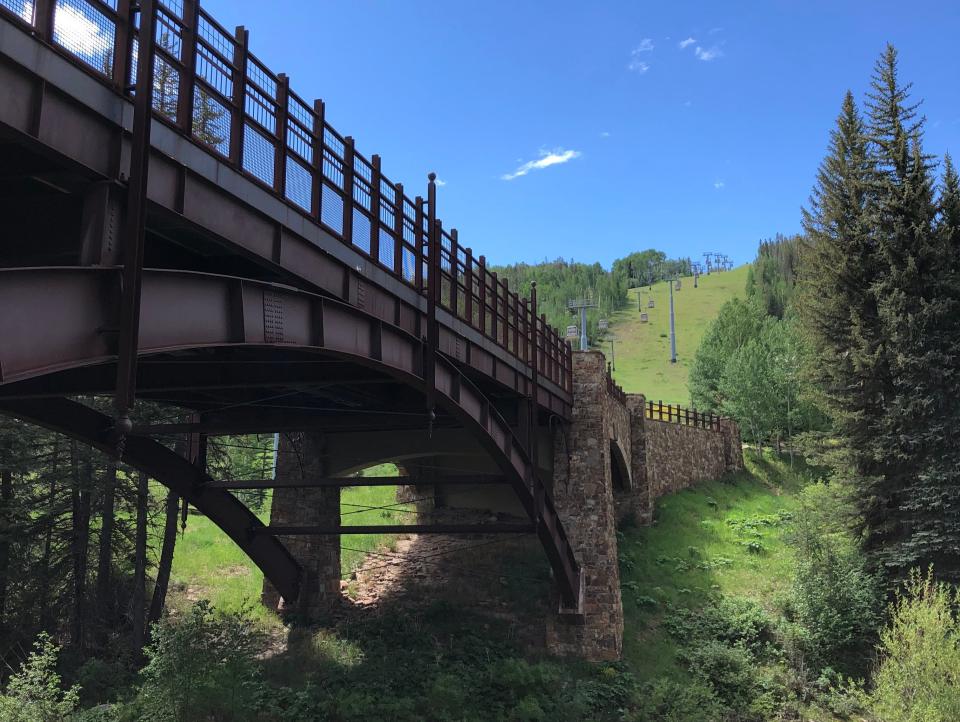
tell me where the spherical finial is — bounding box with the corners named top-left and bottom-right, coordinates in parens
top-left (428, 172), bottom-right (437, 182)
top-left (116, 414), bottom-right (133, 436)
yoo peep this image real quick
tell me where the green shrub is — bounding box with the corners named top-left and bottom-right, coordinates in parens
top-left (131, 600), bottom-right (265, 721)
top-left (787, 482), bottom-right (880, 671)
top-left (0, 632), bottom-right (80, 722)
top-left (665, 597), bottom-right (775, 656)
top-left (679, 640), bottom-right (760, 710)
top-left (869, 568), bottom-right (960, 722)
top-left (630, 678), bottom-right (725, 722)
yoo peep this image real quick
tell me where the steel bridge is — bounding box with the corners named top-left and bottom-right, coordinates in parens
top-left (0, 0), bottom-right (582, 612)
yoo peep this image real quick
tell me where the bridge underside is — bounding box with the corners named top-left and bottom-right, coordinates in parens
top-left (0, 267), bottom-right (582, 612)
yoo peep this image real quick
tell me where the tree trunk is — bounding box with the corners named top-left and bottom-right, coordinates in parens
top-left (131, 471), bottom-right (148, 657)
top-left (38, 466), bottom-right (57, 631)
top-left (70, 440), bottom-right (92, 649)
top-left (94, 460), bottom-right (118, 646)
top-left (147, 489), bottom-right (180, 633)
top-left (0, 462), bottom-right (12, 629)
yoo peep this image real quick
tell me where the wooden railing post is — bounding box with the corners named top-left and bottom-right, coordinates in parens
top-left (478, 255), bottom-right (487, 335)
top-left (274, 74), bottom-right (289, 196)
top-left (448, 229), bottom-right (459, 317)
top-left (529, 282), bottom-right (539, 473)
top-left (113, 0), bottom-right (134, 91)
top-left (464, 247), bottom-right (474, 328)
top-left (229, 26), bottom-right (249, 168)
top-left (414, 196), bottom-right (425, 291)
top-left (393, 183), bottom-right (404, 276)
top-left (502, 277), bottom-right (511, 352)
top-left (342, 136), bottom-right (355, 244)
top-left (32, 0), bottom-right (56, 42)
top-left (310, 100), bottom-right (325, 221)
top-left (424, 173), bottom-right (439, 421)
top-left (490, 271), bottom-right (499, 343)
top-left (177, 0), bottom-right (200, 134)
top-left (370, 154), bottom-right (382, 263)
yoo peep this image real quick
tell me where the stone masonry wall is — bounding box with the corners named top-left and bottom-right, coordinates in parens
top-left (643, 416), bottom-right (738, 500)
top-left (546, 352), bottom-right (624, 661)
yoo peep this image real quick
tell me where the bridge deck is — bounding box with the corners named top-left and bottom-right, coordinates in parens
top-left (0, 0), bottom-right (572, 416)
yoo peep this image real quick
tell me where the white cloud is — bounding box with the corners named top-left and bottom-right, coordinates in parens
top-left (695, 45), bottom-right (723, 61)
top-left (54, 4), bottom-right (111, 58)
top-left (628, 39), bottom-right (654, 73)
top-left (714, 180), bottom-right (725, 190)
top-left (709, 27), bottom-right (724, 34)
top-left (679, 37), bottom-right (696, 49)
top-left (435, 178), bottom-right (447, 187)
top-left (600, 131), bottom-right (611, 138)
top-left (635, 38), bottom-right (655, 52)
top-left (501, 149), bottom-right (582, 181)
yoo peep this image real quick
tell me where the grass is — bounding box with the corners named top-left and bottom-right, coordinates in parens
top-left (607, 264), bottom-right (748, 405)
top-left (168, 464), bottom-right (410, 618)
top-left (617, 449), bottom-right (815, 680)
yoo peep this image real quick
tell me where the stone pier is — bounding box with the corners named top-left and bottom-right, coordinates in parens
top-left (261, 432), bottom-right (341, 619)
top-left (546, 352), bottom-right (624, 660)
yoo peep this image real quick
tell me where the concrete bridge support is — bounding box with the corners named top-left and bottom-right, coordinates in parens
top-left (546, 352), bottom-right (624, 660)
top-left (261, 433), bottom-right (341, 619)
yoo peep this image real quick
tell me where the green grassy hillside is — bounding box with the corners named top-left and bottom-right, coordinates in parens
top-left (607, 264), bottom-right (748, 405)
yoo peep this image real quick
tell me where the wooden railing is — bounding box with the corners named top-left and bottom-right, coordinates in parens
top-left (0, 0), bottom-right (573, 394)
top-left (646, 400), bottom-right (722, 432)
top-left (605, 364), bottom-right (626, 405)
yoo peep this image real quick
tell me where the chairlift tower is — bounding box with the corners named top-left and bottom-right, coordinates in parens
top-left (567, 295), bottom-right (598, 351)
top-left (657, 263), bottom-right (679, 364)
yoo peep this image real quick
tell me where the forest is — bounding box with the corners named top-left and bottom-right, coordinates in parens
top-left (491, 249), bottom-right (692, 346)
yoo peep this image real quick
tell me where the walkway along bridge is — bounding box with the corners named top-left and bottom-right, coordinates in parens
top-left (0, 0), bottom-right (743, 659)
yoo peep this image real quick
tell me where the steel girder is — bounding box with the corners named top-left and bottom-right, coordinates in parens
top-left (0, 395), bottom-right (303, 602)
top-left (0, 266), bottom-right (583, 610)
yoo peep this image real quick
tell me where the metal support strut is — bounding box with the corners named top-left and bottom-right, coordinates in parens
top-left (113, 0), bottom-right (158, 454)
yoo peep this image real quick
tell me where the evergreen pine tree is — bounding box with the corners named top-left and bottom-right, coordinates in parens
top-left (862, 45), bottom-right (956, 578)
top-left (798, 89), bottom-right (888, 548)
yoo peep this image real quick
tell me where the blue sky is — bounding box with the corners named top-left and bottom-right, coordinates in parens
top-left (204, 0), bottom-right (959, 268)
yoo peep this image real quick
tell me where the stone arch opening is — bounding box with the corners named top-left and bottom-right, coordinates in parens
top-left (609, 440), bottom-right (631, 493)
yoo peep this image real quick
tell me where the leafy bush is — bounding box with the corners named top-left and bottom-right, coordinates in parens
top-left (787, 482), bottom-right (880, 671)
top-left (0, 632), bottom-right (80, 722)
top-left (630, 678), bottom-right (725, 721)
top-left (130, 600), bottom-right (265, 721)
top-left (665, 597), bottom-right (775, 656)
top-left (679, 640), bottom-right (762, 710)
top-left (869, 568), bottom-right (960, 722)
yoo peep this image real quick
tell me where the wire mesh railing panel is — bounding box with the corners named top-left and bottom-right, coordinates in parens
top-left (378, 229), bottom-right (395, 270)
top-left (154, 6), bottom-right (182, 61)
top-left (351, 208), bottom-right (371, 254)
top-left (53, 0), bottom-right (116, 76)
top-left (320, 183), bottom-right (344, 235)
top-left (0, 0), bottom-right (34, 23)
top-left (195, 41), bottom-right (232, 98)
top-left (151, 55), bottom-right (179, 120)
top-left (157, 0), bottom-right (182, 19)
top-left (192, 87), bottom-right (230, 155)
top-left (284, 156), bottom-right (312, 211)
top-left (244, 82), bottom-right (275, 134)
top-left (242, 123), bottom-right (275, 187)
top-left (197, 11), bottom-right (234, 63)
